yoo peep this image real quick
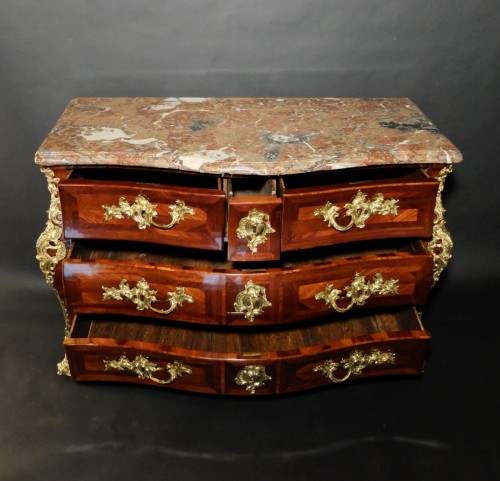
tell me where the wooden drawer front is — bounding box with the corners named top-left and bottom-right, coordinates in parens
top-left (64, 308), bottom-right (430, 395)
top-left (63, 260), bottom-right (280, 326)
top-left (227, 197), bottom-right (282, 261)
top-left (59, 180), bottom-right (226, 250)
top-left (282, 179), bottom-right (438, 251)
top-left (278, 335), bottom-right (430, 394)
top-left (65, 344), bottom-right (223, 395)
top-left (282, 255), bottom-right (433, 324)
top-left (63, 261), bottom-right (224, 325)
top-left (63, 243), bottom-right (432, 326)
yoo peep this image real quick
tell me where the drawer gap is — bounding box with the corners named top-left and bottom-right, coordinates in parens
top-left (69, 238), bottom-right (428, 270)
top-left (68, 167), bottom-right (222, 190)
top-left (281, 166), bottom-right (426, 192)
top-left (227, 177), bottom-right (278, 198)
top-left (71, 307), bottom-right (424, 354)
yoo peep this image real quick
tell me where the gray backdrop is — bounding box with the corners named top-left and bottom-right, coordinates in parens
top-left (1, 1), bottom-right (499, 480)
top-left (2, 0), bottom-right (499, 282)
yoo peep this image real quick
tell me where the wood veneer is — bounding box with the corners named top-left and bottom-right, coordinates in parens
top-left (281, 174), bottom-right (438, 251)
top-left (59, 179), bottom-right (226, 251)
top-left (62, 239), bottom-right (433, 326)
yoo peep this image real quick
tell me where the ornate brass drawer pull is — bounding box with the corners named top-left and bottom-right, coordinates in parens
top-left (234, 280), bottom-right (272, 322)
top-left (102, 278), bottom-right (194, 315)
top-left (104, 355), bottom-right (192, 385)
top-left (236, 208), bottom-right (275, 253)
top-left (315, 272), bottom-right (399, 313)
top-left (314, 349), bottom-right (396, 383)
top-left (314, 191), bottom-right (399, 232)
top-left (102, 195), bottom-right (195, 230)
top-left (235, 365), bottom-right (272, 394)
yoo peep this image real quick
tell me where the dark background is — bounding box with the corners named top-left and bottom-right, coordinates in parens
top-left (1, 1), bottom-right (499, 480)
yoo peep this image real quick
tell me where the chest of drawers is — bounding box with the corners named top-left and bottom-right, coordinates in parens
top-left (35, 97), bottom-right (461, 395)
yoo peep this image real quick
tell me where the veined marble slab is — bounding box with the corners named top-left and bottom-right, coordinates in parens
top-left (35, 97), bottom-right (462, 175)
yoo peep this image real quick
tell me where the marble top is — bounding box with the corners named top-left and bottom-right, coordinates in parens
top-left (35, 97), bottom-right (462, 175)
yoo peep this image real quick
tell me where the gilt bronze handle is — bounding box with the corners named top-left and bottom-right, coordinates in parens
top-left (314, 349), bottom-right (396, 383)
top-left (314, 191), bottom-right (398, 232)
top-left (102, 278), bottom-right (194, 315)
top-left (102, 195), bottom-right (195, 230)
top-left (315, 272), bottom-right (399, 313)
top-left (104, 355), bottom-right (192, 385)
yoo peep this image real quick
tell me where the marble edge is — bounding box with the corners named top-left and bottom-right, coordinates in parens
top-left (34, 96), bottom-right (463, 174)
top-left (34, 150), bottom-right (462, 176)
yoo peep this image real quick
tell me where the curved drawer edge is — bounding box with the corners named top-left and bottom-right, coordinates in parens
top-left (64, 319), bottom-right (431, 395)
top-left (59, 180), bottom-right (226, 251)
top-left (62, 243), bottom-right (433, 327)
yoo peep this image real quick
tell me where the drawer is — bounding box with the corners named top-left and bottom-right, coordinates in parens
top-left (281, 168), bottom-right (439, 251)
top-left (280, 243), bottom-right (433, 324)
top-left (64, 307), bottom-right (431, 395)
top-left (63, 257), bottom-right (225, 325)
top-left (62, 240), bottom-right (433, 326)
top-left (226, 177), bottom-right (282, 261)
top-left (58, 170), bottom-right (226, 251)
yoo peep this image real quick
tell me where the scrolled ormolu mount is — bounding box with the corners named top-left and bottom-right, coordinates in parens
top-left (36, 168), bottom-right (66, 285)
top-left (36, 168), bottom-right (72, 377)
top-left (102, 278), bottom-right (194, 315)
top-left (57, 355), bottom-right (71, 377)
top-left (236, 208), bottom-right (275, 253)
top-left (315, 272), bottom-right (399, 313)
top-left (314, 190), bottom-right (399, 232)
top-left (314, 349), bottom-right (396, 383)
top-left (102, 195), bottom-right (195, 230)
top-left (233, 280), bottom-right (272, 322)
top-left (234, 365), bottom-right (272, 394)
top-left (427, 166), bottom-right (453, 285)
top-left (104, 355), bottom-right (192, 384)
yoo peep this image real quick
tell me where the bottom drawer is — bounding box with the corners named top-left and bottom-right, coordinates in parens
top-left (64, 307), bottom-right (430, 395)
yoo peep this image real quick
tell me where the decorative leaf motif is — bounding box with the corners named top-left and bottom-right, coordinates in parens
top-left (234, 365), bottom-right (272, 394)
top-left (234, 280), bottom-right (272, 322)
top-left (314, 349), bottom-right (396, 383)
top-left (315, 191), bottom-right (399, 231)
top-left (102, 195), bottom-right (194, 230)
top-left (426, 166), bottom-right (453, 285)
top-left (104, 355), bottom-right (192, 384)
top-left (102, 278), bottom-right (193, 315)
top-left (36, 168), bottom-right (66, 285)
top-left (315, 272), bottom-right (399, 313)
top-left (236, 208), bottom-right (275, 253)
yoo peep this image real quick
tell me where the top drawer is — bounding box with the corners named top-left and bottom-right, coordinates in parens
top-left (58, 169), bottom-right (226, 251)
top-left (57, 166), bottom-right (440, 257)
top-left (281, 168), bottom-right (439, 251)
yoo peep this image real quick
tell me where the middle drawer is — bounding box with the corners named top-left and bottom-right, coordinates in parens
top-left (63, 240), bottom-right (433, 327)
